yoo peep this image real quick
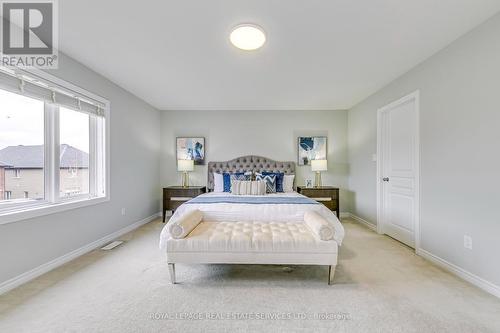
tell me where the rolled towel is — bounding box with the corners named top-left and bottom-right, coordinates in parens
top-left (168, 210), bottom-right (203, 239)
top-left (304, 210), bottom-right (335, 241)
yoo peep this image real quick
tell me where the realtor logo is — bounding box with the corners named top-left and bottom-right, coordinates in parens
top-left (0, 0), bottom-right (58, 68)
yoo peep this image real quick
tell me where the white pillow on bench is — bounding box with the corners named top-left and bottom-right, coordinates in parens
top-left (168, 209), bottom-right (203, 239)
top-left (304, 210), bottom-right (335, 241)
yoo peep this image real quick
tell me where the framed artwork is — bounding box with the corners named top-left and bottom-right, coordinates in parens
top-left (176, 137), bottom-right (205, 165)
top-left (297, 136), bottom-right (327, 166)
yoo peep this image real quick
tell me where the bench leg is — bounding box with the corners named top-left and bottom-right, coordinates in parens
top-left (328, 265), bottom-right (336, 285)
top-left (168, 263), bottom-right (176, 284)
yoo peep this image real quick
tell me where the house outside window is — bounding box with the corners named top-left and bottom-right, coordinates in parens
top-left (0, 67), bottom-right (109, 224)
top-left (0, 163), bottom-right (6, 200)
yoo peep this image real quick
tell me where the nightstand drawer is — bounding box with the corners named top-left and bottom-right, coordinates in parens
top-left (319, 199), bottom-right (337, 210)
top-left (162, 186), bottom-right (206, 222)
top-left (296, 186), bottom-right (340, 217)
top-left (169, 200), bottom-right (189, 211)
top-left (167, 189), bottom-right (202, 197)
top-left (300, 189), bottom-right (337, 199)
top-left (170, 196), bottom-right (193, 201)
top-left (310, 197), bottom-right (333, 202)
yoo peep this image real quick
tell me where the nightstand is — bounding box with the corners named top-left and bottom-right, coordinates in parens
top-left (297, 186), bottom-right (340, 217)
top-left (163, 186), bottom-right (206, 222)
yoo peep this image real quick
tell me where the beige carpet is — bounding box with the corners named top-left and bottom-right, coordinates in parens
top-left (1, 219), bottom-right (499, 332)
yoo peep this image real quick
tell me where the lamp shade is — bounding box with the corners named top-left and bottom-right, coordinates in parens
top-left (311, 159), bottom-right (328, 172)
top-left (177, 159), bottom-right (194, 172)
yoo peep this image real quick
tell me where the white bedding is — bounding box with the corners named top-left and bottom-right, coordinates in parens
top-left (159, 191), bottom-right (345, 250)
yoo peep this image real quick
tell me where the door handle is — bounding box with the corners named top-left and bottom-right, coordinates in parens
top-left (382, 177), bottom-right (390, 182)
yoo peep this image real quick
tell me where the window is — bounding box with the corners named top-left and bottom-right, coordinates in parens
top-left (60, 107), bottom-right (89, 198)
top-left (0, 89), bottom-right (44, 201)
top-left (0, 68), bottom-right (109, 223)
top-left (68, 167), bottom-right (77, 178)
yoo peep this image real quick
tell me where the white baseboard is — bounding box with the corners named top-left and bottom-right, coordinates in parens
top-left (340, 212), bottom-right (500, 299)
top-left (0, 212), bottom-right (161, 295)
top-left (416, 248), bottom-right (500, 299)
top-left (347, 213), bottom-right (377, 231)
top-left (339, 212), bottom-right (350, 219)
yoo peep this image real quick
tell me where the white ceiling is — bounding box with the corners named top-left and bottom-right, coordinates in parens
top-left (59, 1), bottom-right (500, 110)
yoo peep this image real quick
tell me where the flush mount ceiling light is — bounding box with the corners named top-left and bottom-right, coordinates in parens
top-left (230, 24), bottom-right (266, 51)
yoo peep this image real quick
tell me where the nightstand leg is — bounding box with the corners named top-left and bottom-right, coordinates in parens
top-left (168, 263), bottom-right (176, 284)
top-left (328, 265), bottom-right (336, 285)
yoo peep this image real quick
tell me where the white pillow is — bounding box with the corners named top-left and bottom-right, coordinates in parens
top-left (283, 174), bottom-right (295, 192)
top-left (304, 210), bottom-right (334, 241)
top-left (168, 210), bottom-right (203, 239)
top-left (213, 172), bottom-right (224, 192)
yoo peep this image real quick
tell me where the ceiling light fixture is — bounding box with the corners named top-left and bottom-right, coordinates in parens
top-left (230, 24), bottom-right (266, 51)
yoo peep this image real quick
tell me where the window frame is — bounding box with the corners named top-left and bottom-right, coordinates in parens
top-left (0, 68), bottom-right (110, 225)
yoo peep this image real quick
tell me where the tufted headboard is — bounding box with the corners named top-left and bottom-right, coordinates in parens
top-left (207, 155), bottom-right (295, 191)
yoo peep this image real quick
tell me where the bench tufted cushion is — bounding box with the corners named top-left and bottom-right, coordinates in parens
top-left (166, 221), bottom-right (337, 254)
top-left (207, 156), bottom-right (295, 191)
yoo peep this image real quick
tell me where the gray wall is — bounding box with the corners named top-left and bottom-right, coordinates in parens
top-left (348, 14), bottom-right (500, 286)
top-left (160, 110), bottom-right (351, 212)
top-left (0, 53), bottom-right (161, 284)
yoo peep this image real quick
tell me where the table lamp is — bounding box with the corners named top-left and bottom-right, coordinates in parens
top-left (178, 159), bottom-right (194, 188)
top-left (311, 159), bottom-right (327, 188)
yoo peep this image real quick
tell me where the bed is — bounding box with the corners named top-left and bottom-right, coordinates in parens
top-left (159, 156), bottom-right (344, 284)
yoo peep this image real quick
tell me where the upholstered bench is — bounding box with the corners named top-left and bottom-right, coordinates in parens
top-left (165, 220), bottom-right (338, 284)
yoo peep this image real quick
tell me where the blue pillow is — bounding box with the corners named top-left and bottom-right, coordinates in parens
top-left (255, 173), bottom-right (277, 193)
top-left (223, 172), bottom-right (250, 192)
top-left (262, 172), bottom-right (284, 192)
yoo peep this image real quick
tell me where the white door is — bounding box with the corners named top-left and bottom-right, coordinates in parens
top-left (377, 91), bottom-right (419, 248)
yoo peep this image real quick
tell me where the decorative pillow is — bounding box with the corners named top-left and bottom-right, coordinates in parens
top-left (262, 172), bottom-right (284, 192)
top-left (283, 174), bottom-right (295, 192)
top-left (255, 173), bottom-right (277, 193)
top-left (213, 172), bottom-right (224, 192)
top-left (251, 180), bottom-right (267, 195)
top-left (231, 180), bottom-right (266, 195)
top-left (223, 172), bottom-right (251, 192)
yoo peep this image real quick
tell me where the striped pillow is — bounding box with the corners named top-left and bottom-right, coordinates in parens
top-left (261, 172), bottom-right (284, 192)
top-left (255, 173), bottom-right (277, 193)
top-left (231, 180), bottom-right (266, 195)
top-left (223, 172), bottom-right (251, 192)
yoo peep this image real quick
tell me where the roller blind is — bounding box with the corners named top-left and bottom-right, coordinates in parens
top-left (0, 67), bottom-right (105, 117)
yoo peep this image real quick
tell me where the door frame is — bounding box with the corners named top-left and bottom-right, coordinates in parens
top-left (376, 90), bottom-right (421, 250)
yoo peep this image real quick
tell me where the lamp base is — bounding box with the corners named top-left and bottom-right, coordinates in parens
top-left (314, 171), bottom-right (322, 188)
top-left (181, 172), bottom-right (189, 188)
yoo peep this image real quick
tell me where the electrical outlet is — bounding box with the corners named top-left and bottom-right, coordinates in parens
top-left (121, 208), bottom-right (126, 216)
top-left (464, 235), bottom-right (472, 250)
